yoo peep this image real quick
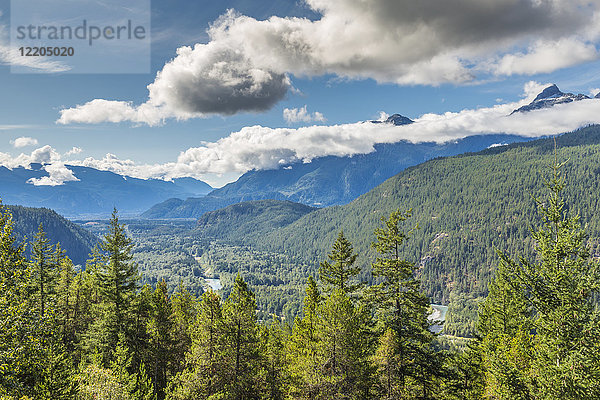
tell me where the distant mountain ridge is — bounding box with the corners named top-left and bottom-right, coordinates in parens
top-left (511, 84), bottom-right (595, 113)
top-left (142, 133), bottom-right (534, 219)
top-left (149, 84), bottom-right (599, 220)
top-left (0, 164), bottom-right (212, 218)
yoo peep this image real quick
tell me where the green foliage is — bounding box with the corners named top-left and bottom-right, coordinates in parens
top-left (220, 275), bottom-right (262, 398)
top-left (319, 231), bottom-right (361, 295)
top-left (30, 224), bottom-right (61, 317)
top-left (88, 209), bottom-right (139, 362)
top-left (7, 205), bottom-right (99, 266)
top-left (314, 288), bottom-right (374, 399)
top-left (194, 200), bottom-right (316, 243)
top-left (480, 158), bottom-right (600, 399)
top-left (253, 125), bottom-right (600, 335)
top-left (0, 202), bottom-right (45, 397)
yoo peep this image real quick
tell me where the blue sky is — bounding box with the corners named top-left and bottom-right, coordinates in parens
top-left (3, 0), bottom-right (600, 186)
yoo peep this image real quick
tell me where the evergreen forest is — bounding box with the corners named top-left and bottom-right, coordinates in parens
top-left (1, 154), bottom-right (600, 399)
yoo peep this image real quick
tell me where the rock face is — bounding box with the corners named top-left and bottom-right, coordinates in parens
top-left (511, 84), bottom-right (590, 114)
top-left (371, 113), bottom-right (414, 125)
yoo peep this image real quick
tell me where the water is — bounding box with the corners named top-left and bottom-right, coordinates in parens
top-left (205, 278), bottom-right (222, 291)
top-left (428, 304), bottom-right (449, 334)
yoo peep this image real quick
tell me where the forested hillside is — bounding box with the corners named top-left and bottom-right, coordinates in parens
top-left (6, 204), bottom-right (99, 265)
top-left (194, 200), bottom-right (316, 241)
top-left (214, 125), bottom-right (600, 336)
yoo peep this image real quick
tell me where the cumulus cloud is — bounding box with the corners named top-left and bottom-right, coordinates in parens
top-left (6, 82), bottom-right (600, 186)
top-left (53, 83), bottom-right (600, 183)
top-left (65, 146), bottom-right (83, 156)
top-left (28, 162), bottom-right (79, 186)
top-left (283, 105), bottom-right (326, 124)
top-left (0, 145), bottom-right (78, 186)
top-left (58, 42), bottom-right (290, 125)
top-left (10, 136), bottom-right (38, 148)
top-left (487, 38), bottom-right (599, 76)
top-left (58, 0), bottom-right (600, 125)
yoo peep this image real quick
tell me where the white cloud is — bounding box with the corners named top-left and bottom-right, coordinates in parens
top-left (58, 0), bottom-right (600, 125)
top-left (6, 82), bottom-right (600, 186)
top-left (487, 38), bottom-right (599, 76)
top-left (0, 145), bottom-right (78, 186)
top-left (65, 146), bottom-right (83, 156)
top-left (55, 83), bottom-right (600, 182)
top-left (283, 105), bottom-right (326, 124)
top-left (10, 136), bottom-right (38, 148)
top-left (28, 162), bottom-right (79, 186)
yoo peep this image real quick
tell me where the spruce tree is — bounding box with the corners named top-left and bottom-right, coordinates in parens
top-left (287, 276), bottom-right (323, 398)
top-left (88, 208), bottom-right (138, 362)
top-left (315, 288), bottom-right (374, 399)
top-left (168, 289), bottom-right (225, 399)
top-left (478, 258), bottom-right (534, 399)
top-left (492, 159), bottom-right (600, 399)
top-left (97, 208), bottom-right (138, 323)
top-left (221, 274), bottom-right (262, 398)
top-left (147, 280), bottom-right (175, 400)
top-left (31, 224), bottom-right (59, 317)
top-left (319, 231), bottom-right (361, 295)
top-left (369, 209), bottom-right (435, 398)
top-left (0, 202), bottom-right (43, 396)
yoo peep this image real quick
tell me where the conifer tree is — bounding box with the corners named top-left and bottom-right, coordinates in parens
top-left (88, 208), bottom-right (138, 362)
top-left (478, 258), bottom-right (534, 399)
top-left (31, 224), bottom-right (59, 317)
top-left (170, 283), bottom-right (197, 374)
top-left (0, 202), bottom-right (47, 397)
top-left (369, 209), bottom-right (435, 398)
top-left (260, 318), bottom-right (289, 400)
top-left (97, 208), bottom-right (138, 323)
top-left (221, 274), bottom-right (262, 398)
top-left (315, 288), bottom-right (374, 399)
top-left (287, 276), bottom-right (323, 398)
top-left (319, 231), bottom-right (361, 295)
top-left (491, 159), bottom-right (600, 399)
top-left (147, 280), bottom-right (175, 400)
top-left (33, 341), bottom-right (78, 400)
top-left (167, 289), bottom-right (225, 399)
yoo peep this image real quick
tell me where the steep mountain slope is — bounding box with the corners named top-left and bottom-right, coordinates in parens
top-left (6, 204), bottom-right (99, 265)
top-left (258, 125), bottom-right (600, 295)
top-left (143, 133), bottom-right (533, 218)
top-left (184, 125), bottom-right (599, 336)
top-left (0, 164), bottom-right (212, 218)
top-left (193, 200), bottom-right (316, 242)
top-left (511, 84), bottom-right (591, 113)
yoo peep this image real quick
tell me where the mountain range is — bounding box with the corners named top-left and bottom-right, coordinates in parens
top-left (143, 133), bottom-right (534, 218)
top-left (146, 84), bottom-right (592, 219)
top-left (0, 164), bottom-right (212, 218)
top-left (185, 124), bottom-right (600, 336)
top-left (1, 84), bottom-right (592, 221)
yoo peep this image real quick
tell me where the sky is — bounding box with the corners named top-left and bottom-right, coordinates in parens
top-left (3, 0), bottom-right (600, 187)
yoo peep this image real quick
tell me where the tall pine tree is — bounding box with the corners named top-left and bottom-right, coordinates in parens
top-left (369, 209), bottom-right (436, 398)
top-left (87, 208), bottom-right (138, 362)
top-left (489, 157), bottom-right (600, 399)
top-left (319, 231), bottom-right (361, 295)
